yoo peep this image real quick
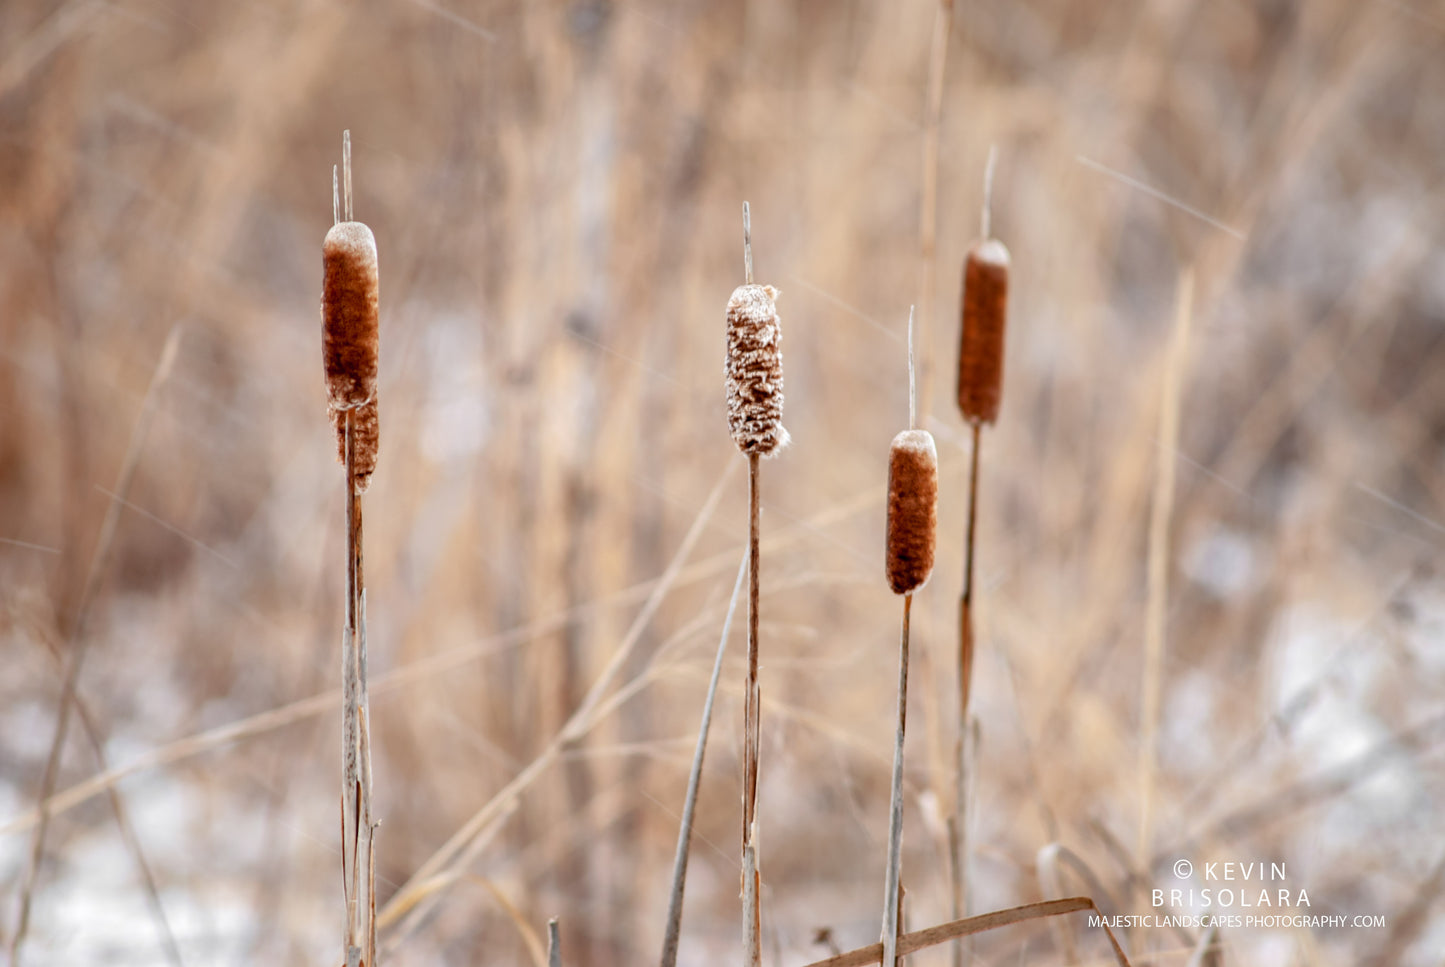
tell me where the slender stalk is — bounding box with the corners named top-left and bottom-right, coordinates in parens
top-left (980, 146), bottom-right (997, 241)
top-left (77, 702), bottom-right (186, 967)
top-left (341, 411), bottom-right (376, 967)
top-left (881, 594), bottom-right (914, 967)
top-left (357, 484), bottom-right (375, 967)
top-left (961, 423), bottom-right (980, 710)
top-left (916, 0), bottom-right (954, 414)
top-left (547, 917), bottom-right (561, 967)
top-left (743, 201), bottom-right (753, 286)
top-left (342, 411), bottom-right (360, 967)
top-left (949, 420), bottom-right (981, 965)
top-left (661, 549), bottom-right (749, 967)
top-left (742, 451), bottom-right (762, 967)
top-left (1139, 269), bottom-right (1194, 867)
top-left (801, 897), bottom-right (1133, 967)
top-left (343, 129), bottom-right (354, 222)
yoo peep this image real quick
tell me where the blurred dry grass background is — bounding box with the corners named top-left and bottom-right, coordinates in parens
top-left (0, 0), bottom-right (1443, 964)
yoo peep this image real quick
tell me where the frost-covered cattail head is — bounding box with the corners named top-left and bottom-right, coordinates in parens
top-left (322, 220), bottom-right (380, 491)
top-left (956, 238), bottom-right (1010, 425)
top-left (725, 283), bottom-right (789, 457)
top-left (885, 429), bottom-right (938, 594)
top-left (323, 221), bottom-right (379, 408)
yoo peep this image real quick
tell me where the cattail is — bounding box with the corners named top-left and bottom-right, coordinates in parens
top-left (324, 132), bottom-right (379, 967)
top-left (322, 219), bottom-right (380, 491)
top-left (950, 159), bottom-right (1007, 967)
top-left (880, 312), bottom-right (935, 967)
top-left (725, 283), bottom-right (789, 457)
top-left (731, 203), bottom-right (779, 967)
top-left (885, 429), bottom-right (938, 595)
top-left (956, 238), bottom-right (1010, 425)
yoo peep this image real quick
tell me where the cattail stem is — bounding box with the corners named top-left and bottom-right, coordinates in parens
top-left (745, 455), bottom-right (760, 829)
top-left (960, 421), bottom-right (980, 713)
top-left (742, 451), bottom-right (762, 967)
top-left (341, 413), bottom-right (360, 965)
top-left (949, 420), bottom-right (981, 966)
top-left (742, 202), bottom-right (754, 286)
top-left (341, 353), bottom-right (376, 967)
top-left (980, 146), bottom-right (997, 241)
top-left (340, 417), bottom-right (355, 959)
top-left (343, 130), bottom-right (354, 222)
top-left (881, 593), bottom-right (914, 967)
top-left (907, 308), bottom-right (916, 431)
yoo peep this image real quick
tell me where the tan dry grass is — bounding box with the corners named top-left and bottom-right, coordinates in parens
top-left (0, 2), bottom-right (1441, 965)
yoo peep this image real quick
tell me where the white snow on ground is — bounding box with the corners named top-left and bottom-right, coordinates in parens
top-left (1183, 527), bottom-right (1258, 600)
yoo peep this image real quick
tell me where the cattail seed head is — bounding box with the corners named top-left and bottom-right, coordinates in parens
top-left (725, 283), bottom-right (789, 457)
top-left (885, 429), bottom-right (938, 594)
top-left (323, 221), bottom-right (379, 409)
top-left (322, 220), bottom-right (380, 491)
top-left (956, 238), bottom-right (1010, 425)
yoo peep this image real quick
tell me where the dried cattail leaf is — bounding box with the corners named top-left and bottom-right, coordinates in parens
top-left (323, 221), bottom-right (380, 412)
top-left (886, 429), bottom-right (938, 594)
top-left (956, 238), bottom-right (1010, 425)
top-left (329, 393), bottom-right (379, 493)
top-left (725, 283), bottom-right (789, 457)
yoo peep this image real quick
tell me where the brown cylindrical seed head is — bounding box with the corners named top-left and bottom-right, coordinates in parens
top-left (725, 283), bottom-right (789, 457)
top-left (886, 429), bottom-right (938, 594)
top-left (956, 238), bottom-right (1010, 425)
top-left (329, 394), bottom-right (379, 493)
top-left (322, 221), bottom-right (380, 411)
top-left (322, 221), bottom-right (379, 491)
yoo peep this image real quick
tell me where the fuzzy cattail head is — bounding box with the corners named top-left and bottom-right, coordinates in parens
top-left (956, 238), bottom-right (1010, 425)
top-left (322, 220), bottom-right (380, 491)
top-left (323, 221), bottom-right (379, 409)
top-left (885, 429), bottom-right (938, 594)
top-left (725, 283), bottom-right (789, 457)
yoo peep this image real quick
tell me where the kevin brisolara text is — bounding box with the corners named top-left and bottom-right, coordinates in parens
top-left (1088, 914), bottom-right (1385, 930)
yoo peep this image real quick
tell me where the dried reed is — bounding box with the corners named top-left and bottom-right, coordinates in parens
top-left (1139, 269), bottom-right (1193, 875)
top-left (803, 897), bottom-right (1131, 967)
top-left (881, 310), bottom-right (936, 967)
top-left (660, 549), bottom-right (749, 967)
top-left (325, 130), bottom-right (380, 967)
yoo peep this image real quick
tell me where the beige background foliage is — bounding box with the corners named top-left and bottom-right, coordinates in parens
top-left (0, 1), bottom-right (1441, 964)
